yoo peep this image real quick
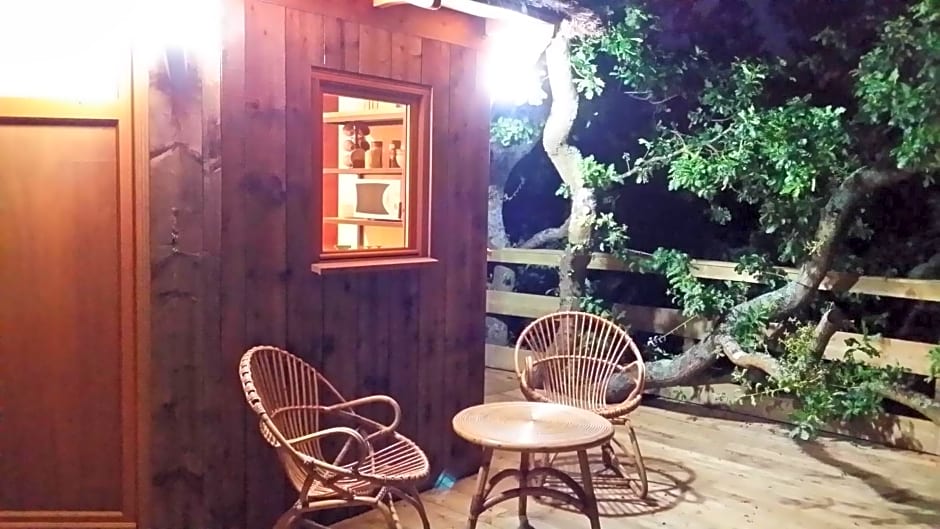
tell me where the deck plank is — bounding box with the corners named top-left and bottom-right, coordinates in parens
top-left (333, 369), bottom-right (940, 529)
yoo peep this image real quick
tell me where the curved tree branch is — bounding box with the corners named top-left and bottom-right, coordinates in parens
top-left (810, 307), bottom-right (846, 360)
top-left (641, 167), bottom-right (940, 425)
top-left (543, 20), bottom-right (596, 310)
top-left (488, 106), bottom-right (550, 249)
top-left (644, 168), bottom-right (920, 400)
top-left (643, 336), bottom-right (722, 389)
top-left (715, 334), bottom-right (940, 424)
top-left (518, 215), bottom-right (572, 249)
top-left (879, 386), bottom-right (940, 424)
top-left (796, 168), bottom-right (914, 291)
top-left (897, 250), bottom-right (940, 337)
top-left (542, 22), bottom-right (582, 186)
top-left (907, 251), bottom-right (940, 279)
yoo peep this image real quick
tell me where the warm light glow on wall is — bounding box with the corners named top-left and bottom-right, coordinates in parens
top-left (0, 0), bottom-right (127, 101)
top-left (0, 0), bottom-right (222, 101)
top-left (136, 0), bottom-right (222, 69)
top-left (483, 19), bottom-right (554, 107)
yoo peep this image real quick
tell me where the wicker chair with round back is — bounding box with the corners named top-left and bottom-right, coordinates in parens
top-left (514, 311), bottom-right (648, 498)
top-left (239, 345), bottom-right (431, 529)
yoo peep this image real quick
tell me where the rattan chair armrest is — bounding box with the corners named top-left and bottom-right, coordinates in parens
top-left (517, 355), bottom-right (536, 390)
top-left (615, 359), bottom-right (645, 389)
top-left (324, 395), bottom-right (402, 437)
top-left (287, 426), bottom-right (374, 472)
top-left (606, 359), bottom-right (646, 412)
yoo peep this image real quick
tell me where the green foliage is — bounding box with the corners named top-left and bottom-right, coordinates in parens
top-left (554, 2), bottom-right (940, 437)
top-left (570, 36), bottom-right (605, 99)
top-left (928, 345), bottom-right (940, 383)
top-left (855, 0), bottom-right (940, 172)
top-left (489, 116), bottom-right (538, 147)
top-left (579, 292), bottom-right (614, 321)
top-left (580, 155), bottom-right (626, 190)
top-left (571, 6), bottom-right (706, 101)
top-left (734, 327), bottom-right (910, 440)
top-left (591, 212), bottom-right (630, 257)
top-left (707, 205), bottom-right (732, 225)
top-left (644, 249), bottom-right (746, 318)
top-left (735, 253), bottom-right (788, 289)
top-left (630, 65), bottom-right (857, 263)
top-left (579, 1), bottom-right (938, 266)
top-left (579, 286), bottom-right (630, 330)
top-left (728, 303), bottom-right (772, 352)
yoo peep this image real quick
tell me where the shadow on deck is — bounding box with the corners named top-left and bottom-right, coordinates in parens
top-left (331, 368), bottom-right (940, 529)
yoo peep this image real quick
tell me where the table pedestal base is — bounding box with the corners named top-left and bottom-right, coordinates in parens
top-left (466, 447), bottom-right (601, 529)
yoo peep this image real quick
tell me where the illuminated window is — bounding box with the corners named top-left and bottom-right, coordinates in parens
top-left (312, 69), bottom-right (432, 272)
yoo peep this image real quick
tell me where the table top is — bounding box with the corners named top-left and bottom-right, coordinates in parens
top-left (452, 401), bottom-right (614, 452)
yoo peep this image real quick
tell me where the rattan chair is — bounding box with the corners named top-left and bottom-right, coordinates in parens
top-left (514, 311), bottom-right (648, 498)
top-left (239, 346), bottom-right (431, 529)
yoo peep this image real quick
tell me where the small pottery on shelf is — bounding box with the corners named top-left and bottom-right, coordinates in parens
top-left (367, 140), bottom-right (384, 168)
top-left (388, 140), bottom-right (402, 169)
top-left (340, 121), bottom-right (371, 169)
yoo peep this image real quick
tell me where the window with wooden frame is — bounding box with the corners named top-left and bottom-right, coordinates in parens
top-left (311, 68), bottom-right (433, 273)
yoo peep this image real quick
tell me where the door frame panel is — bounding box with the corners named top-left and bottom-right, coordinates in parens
top-left (0, 39), bottom-right (150, 529)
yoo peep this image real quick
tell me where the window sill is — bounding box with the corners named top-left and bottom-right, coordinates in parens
top-left (311, 256), bottom-right (438, 275)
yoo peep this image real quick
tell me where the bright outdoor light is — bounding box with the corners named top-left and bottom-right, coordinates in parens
top-left (0, 0), bottom-right (126, 101)
top-left (136, 0), bottom-right (222, 67)
top-left (483, 19), bottom-right (554, 107)
top-left (0, 0), bottom-right (220, 102)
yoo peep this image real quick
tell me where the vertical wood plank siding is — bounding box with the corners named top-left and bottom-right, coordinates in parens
top-left (149, 0), bottom-right (488, 526)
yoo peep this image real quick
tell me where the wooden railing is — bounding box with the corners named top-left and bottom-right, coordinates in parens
top-left (485, 248), bottom-right (940, 454)
top-left (490, 248), bottom-right (940, 302)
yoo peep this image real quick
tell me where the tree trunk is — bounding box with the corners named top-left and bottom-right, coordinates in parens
top-left (558, 187), bottom-right (594, 310)
top-left (487, 183), bottom-right (515, 347)
top-left (636, 168), bottom-right (940, 424)
top-left (485, 70), bottom-right (551, 349)
top-left (643, 168), bottom-right (917, 386)
top-left (542, 22), bottom-right (596, 312)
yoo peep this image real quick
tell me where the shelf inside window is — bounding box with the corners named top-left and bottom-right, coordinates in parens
top-left (323, 216), bottom-right (404, 227)
top-left (323, 168), bottom-right (403, 175)
top-left (323, 110), bottom-right (405, 124)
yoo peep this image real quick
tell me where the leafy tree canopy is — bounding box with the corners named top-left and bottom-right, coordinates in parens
top-left (573, 0), bottom-right (938, 266)
top-left (539, 0), bottom-right (940, 436)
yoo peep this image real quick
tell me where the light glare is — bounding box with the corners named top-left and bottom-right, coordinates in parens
top-left (0, 0), bottom-right (126, 101)
top-left (136, 0), bottom-right (222, 67)
top-left (483, 20), bottom-right (554, 107)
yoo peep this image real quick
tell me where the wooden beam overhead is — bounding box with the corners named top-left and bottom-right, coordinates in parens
top-left (374, 0), bottom-right (442, 9)
top-left (374, 0), bottom-right (553, 27)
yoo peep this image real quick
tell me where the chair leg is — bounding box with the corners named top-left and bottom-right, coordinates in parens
top-left (273, 503), bottom-right (302, 529)
top-left (388, 495), bottom-right (402, 529)
top-left (610, 423), bottom-right (648, 499)
top-left (601, 443), bottom-right (614, 470)
top-left (394, 484), bottom-right (431, 529)
top-left (372, 499), bottom-right (398, 529)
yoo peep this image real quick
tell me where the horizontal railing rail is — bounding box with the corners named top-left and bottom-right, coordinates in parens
top-left (486, 290), bottom-right (936, 376)
top-left (489, 248), bottom-right (940, 302)
top-left (484, 248), bottom-right (940, 454)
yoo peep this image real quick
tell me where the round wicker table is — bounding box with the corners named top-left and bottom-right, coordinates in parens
top-left (453, 401), bottom-right (614, 529)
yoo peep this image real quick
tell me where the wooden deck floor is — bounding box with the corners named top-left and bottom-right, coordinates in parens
top-left (334, 369), bottom-right (940, 529)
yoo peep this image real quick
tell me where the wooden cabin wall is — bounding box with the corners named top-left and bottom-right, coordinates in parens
top-left (148, 0), bottom-right (489, 526)
top-left (148, 42), bottom-right (236, 529)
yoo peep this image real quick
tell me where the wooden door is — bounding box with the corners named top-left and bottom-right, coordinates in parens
top-left (0, 32), bottom-right (146, 529)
